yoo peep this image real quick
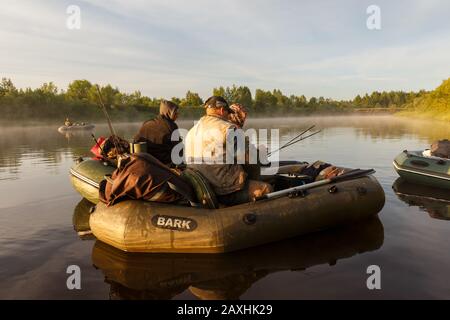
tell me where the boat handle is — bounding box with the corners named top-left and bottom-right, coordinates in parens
top-left (243, 213), bottom-right (257, 225)
top-left (328, 185), bottom-right (338, 194)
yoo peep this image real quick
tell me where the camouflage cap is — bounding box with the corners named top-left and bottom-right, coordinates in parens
top-left (204, 96), bottom-right (234, 113)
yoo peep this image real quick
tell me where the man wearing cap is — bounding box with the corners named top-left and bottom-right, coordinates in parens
top-left (184, 96), bottom-right (272, 206)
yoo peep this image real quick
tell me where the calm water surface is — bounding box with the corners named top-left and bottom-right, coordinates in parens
top-left (0, 115), bottom-right (449, 299)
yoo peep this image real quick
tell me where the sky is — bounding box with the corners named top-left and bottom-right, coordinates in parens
top-left (1, 0), bottom-right (450, 100)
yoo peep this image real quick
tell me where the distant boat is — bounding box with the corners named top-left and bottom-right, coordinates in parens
top-left (58, 123), bottom-right (95, 133)
top-left (393, 150), bottom-right (450, 189)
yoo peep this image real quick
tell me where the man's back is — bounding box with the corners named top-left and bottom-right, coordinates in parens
top-left (185, 115), bottom-right (246, 196)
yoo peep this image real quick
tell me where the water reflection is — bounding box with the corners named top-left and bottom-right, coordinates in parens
top-left (1, 117), bottom-right (449, 180)
top-left (1, 116), bottom-right (450, 299)
top-left (247, 116), bottom-right (450, 143)
top-left (393, 178), bottom-right (450, 220)
top-left (58, 129), bottom-right (95, 142)
top-left (91, 217), bottom-right (384, 300)
top-left (72, 198), bottom-right (96, 239)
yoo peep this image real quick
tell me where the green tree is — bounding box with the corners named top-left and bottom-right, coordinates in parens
top-left (309, 97), bottom-right (317, 106)
top-left (254, 89), bottom-right (277, 111)
top-left (228, 85), bottom-right (252, 108)
top-left (212, 86), bottom-right (227, 99)
top-left (86, 84), bottom-right (121, 107)
top-left (67, 80), bottom-right (92, 101)
top-left (171, 97), bottom-right (182, 105)
top-left (40, 82), bottom-right (58, 95)
top-left (181, 91), bottom-right (203, 107)
top-left (272, 89), bottom-right (290, 108)
top-left (0, 78), bottom-right (18, 96)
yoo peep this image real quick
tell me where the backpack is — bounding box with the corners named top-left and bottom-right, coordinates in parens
top-left (431, 139), bottom-right (450, 158)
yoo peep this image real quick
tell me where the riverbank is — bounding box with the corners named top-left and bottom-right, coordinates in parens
top-left (396, 108), bottom-right (450, 122)
top-left (1, 78), bottom-right (431, 124)
top-left (395, 78), bottom-right (450, 122)
top-left (0, 107), bottom-right (404, 126)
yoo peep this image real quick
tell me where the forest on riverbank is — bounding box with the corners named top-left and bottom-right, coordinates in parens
top-left (0, 77), bottom-right (447, 123)
top-left (397, 78), bottom-right (450, 122)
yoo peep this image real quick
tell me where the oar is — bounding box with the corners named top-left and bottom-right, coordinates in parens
top-left (260, 160), bottom-right (308, 168)
top-left (257, 168), bottom-right (375, 200)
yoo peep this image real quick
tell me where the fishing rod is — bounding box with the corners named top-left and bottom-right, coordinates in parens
top-left (268, 129), bottom-right (322, 157)
top-left (95, 85), bottom-right (122, 155)
top-left (283, 125), bottom-right (315, 149)
top-left (95, 85), bottom-right (117, 137)
top-left (276, 130), bottom-right (322, 152)
top-left (267, 125), bottom-right (315, 156)
top-left (257, 168), bottom-right (376, 201)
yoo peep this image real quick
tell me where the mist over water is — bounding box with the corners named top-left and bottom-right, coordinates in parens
top-left (0, 115), bottom-right (449, 299)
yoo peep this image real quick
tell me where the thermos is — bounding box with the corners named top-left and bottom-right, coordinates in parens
top-left (130, 141), bottom-right (148, 154)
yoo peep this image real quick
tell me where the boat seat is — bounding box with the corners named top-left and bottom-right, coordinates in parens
top-left (181, 168), bottom-right (219, 209)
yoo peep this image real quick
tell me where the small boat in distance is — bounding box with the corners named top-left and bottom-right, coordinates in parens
top-left (58, 123), bottom-right (95, 133)
top-left (393, 150), bottom-right (450, 190)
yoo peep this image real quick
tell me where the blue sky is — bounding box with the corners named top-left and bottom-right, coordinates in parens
top-left (1, 0), bottom-right (449, 100)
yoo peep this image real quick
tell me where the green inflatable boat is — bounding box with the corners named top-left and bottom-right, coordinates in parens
top-left (70, 158), bottom-right (385, 253)
top-left (393, 150), bottom-right (450, 190)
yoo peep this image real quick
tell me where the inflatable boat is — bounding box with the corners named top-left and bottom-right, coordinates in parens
top-left (70, 158), bottom-right (385, 253)
top-left (393, 150), bottom-right (450, 190)
top-left (58, 123), bottom-right (95, 133)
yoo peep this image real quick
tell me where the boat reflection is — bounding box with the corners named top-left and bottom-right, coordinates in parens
top-left (392, 178), bottom-right (450, 220)
top-left (58, 129), bottom-right (95, 141)
top-left (73, 198), bottom-right (96, 240)
top-left (91, 216), bottom-right (384, 300)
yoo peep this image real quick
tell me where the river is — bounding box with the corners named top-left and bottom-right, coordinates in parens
top-left (0, 115), bottom-right (449, 299)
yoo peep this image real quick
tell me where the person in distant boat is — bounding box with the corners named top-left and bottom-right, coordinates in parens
top-left (134, 100), bottom-right (180, 166)
top-left (184, 96), bottom-right (272, 206)
top-left (65, 117), bottom-right (73, 127)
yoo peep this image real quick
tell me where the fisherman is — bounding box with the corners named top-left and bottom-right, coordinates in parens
top-left (134, 100), bottom-right (181, 166)
top-left (64, 117), bottom-right (73, 127)
top-left (184, 96), bottom-right (272, 206)
top-left (228, 103), bottom-right (248, 129)
top-left (228, 103), bottom-right (267, 181)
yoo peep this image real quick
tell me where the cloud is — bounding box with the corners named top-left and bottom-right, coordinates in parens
top-left (0, 0), bottom-right (449, 99)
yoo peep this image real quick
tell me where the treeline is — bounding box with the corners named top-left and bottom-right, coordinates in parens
top-left (398, 78), bottom-right (450, 121)
top-left (0, 78), bottom-right (430, 122)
